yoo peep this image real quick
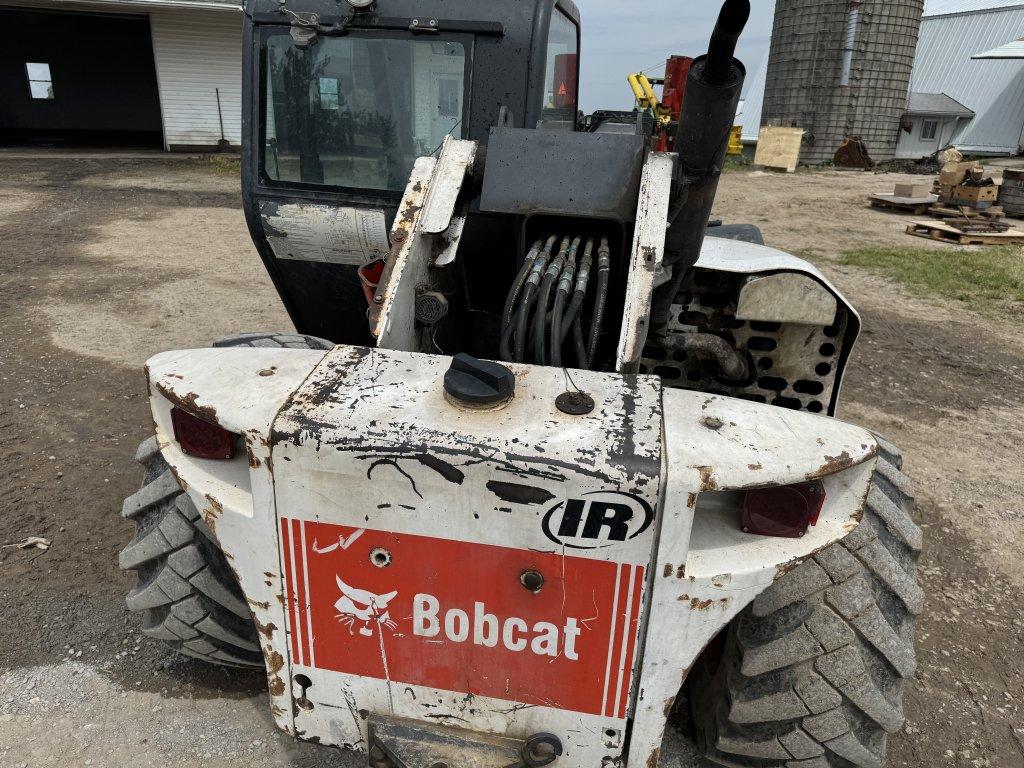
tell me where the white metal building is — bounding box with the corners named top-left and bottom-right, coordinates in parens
top-left (0, 0), bottom-right (243, 150)
top-left (901, 0), bottom-right (1024, 156)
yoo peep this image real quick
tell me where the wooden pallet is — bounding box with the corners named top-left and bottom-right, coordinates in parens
top-left (906, 220), bottom-right (1024, 245)
top-left (869, 193), bottom-right (938, 215)
top-left (928, 204), bottom-right (1004, 220)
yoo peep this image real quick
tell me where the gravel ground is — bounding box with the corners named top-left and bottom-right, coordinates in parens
top-left (0, 155), bottom-right (1022, 768)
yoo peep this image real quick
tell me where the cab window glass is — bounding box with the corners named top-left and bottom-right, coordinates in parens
top-left (541, 10), bottom-right (578, 126)
top-left (265, 34), bottom-right (467, 191)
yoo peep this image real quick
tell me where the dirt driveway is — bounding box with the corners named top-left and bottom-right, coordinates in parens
top-left (0, 156), bottom-right (1022, 768)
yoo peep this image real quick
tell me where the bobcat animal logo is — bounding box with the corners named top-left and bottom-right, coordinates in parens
top-left (334, 577), bottom-right (398, 637)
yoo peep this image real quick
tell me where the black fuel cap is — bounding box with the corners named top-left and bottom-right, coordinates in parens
top-left (444, 354), bottom-right (515, 406)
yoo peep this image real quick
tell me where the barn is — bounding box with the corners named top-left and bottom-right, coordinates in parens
top-left (0, 0), bottom-right (242, 150)
top-left (898, 0), bottom-right (1024, 157)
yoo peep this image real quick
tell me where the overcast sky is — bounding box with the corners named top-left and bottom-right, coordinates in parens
top-left (577, 0), bottom-right (776, 111)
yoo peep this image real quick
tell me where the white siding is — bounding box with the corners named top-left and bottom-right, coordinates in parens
top-left (910, 6), bottom-right (1024, 153)
top-left (150, 7), bottom-right (243, 148)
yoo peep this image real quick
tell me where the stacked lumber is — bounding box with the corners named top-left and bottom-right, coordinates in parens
top-left (998, 168), bottom-right (1024, 217)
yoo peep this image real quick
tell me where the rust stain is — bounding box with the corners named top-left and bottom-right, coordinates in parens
top-left (154, 382), bottom-right (220, 424)
top-left (267, 650), bottom-right (285, 675)
top-left (247, 446), bottom-right (262, 469)
top-left (662, 696), bottom-right (676, 717)
top-left (268, 675), bottom-right (285, 696)
top-left (686, 493), bottom-right (698, 508)
top-left (701, 416), bottom-right (724, 431)
top-left (646, 747), bottom-right (661, 768)
top-left (807, 450), bottom-right (855, 479)
top-left (258, 367), bottom-right (277, 377)
top-left (676, 565), bottom-right (686, 579)
top-left (663, 563), bottom-right (673, 578)
top-left (748, 462), bottom-right (763, 471)
top-left (205, 494), bottom-right (223, 514)
top-left (248, 598), bottom-right (271, 611)
top-left (254, 617), bottom-right (277, 639)
top-left (695, 465), bottom-right (718, 491)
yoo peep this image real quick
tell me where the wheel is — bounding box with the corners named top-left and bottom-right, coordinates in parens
top-left (119, 332), bottom-right (332, 666)
top-left (705, 223), bottom-right (766, 245)
top-left (212, 331), bottom-right (334, 350)
top-left (119, 436), bottom-right (263, 667)
top-left (689, 436), bottom-right (922, 768)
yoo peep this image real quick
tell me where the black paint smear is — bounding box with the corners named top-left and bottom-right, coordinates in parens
top-left (416, 453), bottom-right (465, 485)
top-left (485, 480), bottom-right (555, 506)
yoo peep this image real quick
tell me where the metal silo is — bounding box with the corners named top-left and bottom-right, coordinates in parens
top-left (762, 0), bottom-right (925, 165)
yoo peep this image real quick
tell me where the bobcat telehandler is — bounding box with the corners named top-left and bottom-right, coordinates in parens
top-left (119, 0), bottom-right (922, 766)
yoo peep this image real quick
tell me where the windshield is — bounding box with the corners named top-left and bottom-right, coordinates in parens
top-left (264, 33), bottom-right (468, 192)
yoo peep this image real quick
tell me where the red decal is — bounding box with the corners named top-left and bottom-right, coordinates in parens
top-left (282, 520), bottom-right (646, 717)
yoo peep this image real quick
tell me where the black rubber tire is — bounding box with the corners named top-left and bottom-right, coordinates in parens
top-left (689, 435), bottom-right (922, 768)
top-left (119, 437), bottom-right (264, 667)
top-left (212, 332), bottom-right (334, 350)
top-left (705, 223), bottom-right (766, 246)
top-left (120, 332), bottom-right (331, 667)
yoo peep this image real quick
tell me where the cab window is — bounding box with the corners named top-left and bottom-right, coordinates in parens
top-left (264, 33), bottom-right (468, 192)
top-left (541, 9), bottom-right (579, 126)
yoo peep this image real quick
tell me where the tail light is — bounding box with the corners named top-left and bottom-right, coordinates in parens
top-left (742, 481), bottom-right (826, 538)
top-left (170, 407), bottom-right (236, 460)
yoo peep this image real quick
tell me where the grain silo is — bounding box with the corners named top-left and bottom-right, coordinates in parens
top-left (762, 0), bottom-right (925, 164)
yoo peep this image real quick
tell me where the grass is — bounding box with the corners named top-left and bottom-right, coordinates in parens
top-left (837, 245), bottom-right (1024, 323)
top-left (205, 153), bottom-right (241, 175)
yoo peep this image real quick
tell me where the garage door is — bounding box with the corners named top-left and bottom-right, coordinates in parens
top-left (0, 8), bottom-right (163, 147)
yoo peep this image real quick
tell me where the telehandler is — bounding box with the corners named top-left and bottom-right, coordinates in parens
top-left (120, 0), bottom-right (922, 766)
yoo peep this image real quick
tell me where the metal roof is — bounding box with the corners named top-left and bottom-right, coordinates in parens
top-left (925, 0), bottom-right (1024, 18)
top-left (972, 37), bottom-right (1024, 57)
top-left (910, 2), bottom-right (1024, 153)
top-left (906, 92), bottom-right (976, 115)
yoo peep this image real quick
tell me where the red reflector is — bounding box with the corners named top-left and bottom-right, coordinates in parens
top-left (170, 406), bottom-right (235, 460)
top-left (742, 481), bottom-right (826, 538)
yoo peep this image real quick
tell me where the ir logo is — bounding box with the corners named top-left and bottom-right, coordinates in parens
top-left (541, 491), bottom-right (654, 549)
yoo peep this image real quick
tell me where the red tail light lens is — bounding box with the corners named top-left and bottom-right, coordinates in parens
top-left (170, 406), bottom-right (236, 460)
top-left (742, 481), bottom-right (826, 538)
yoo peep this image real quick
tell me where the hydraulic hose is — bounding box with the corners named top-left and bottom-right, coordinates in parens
top-left (560, 237), bottom-right (593, 342)
top-left (586, 237), bottom-right (611, 365)
top-left (667, 332), bottom-right (748, 380)
top-left (550, 238), bottom-right (581, 367)
top-left (512, 236), bottom-right (556, 362)
top-left (572, 315), bottom-right (588, 369)
top-left (532, 237), bottom-right (573, 365)
top-left (550, 287), bottom-right (568, 368)
top-left (499, 239), bottom-right (544, 361)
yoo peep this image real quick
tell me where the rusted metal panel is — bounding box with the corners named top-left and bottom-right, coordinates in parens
top-left (628, 394), bottom-right (877, 767)
top-left (371, 158), bottom-right (436, 347)
top-left (269, 346), bottom-right (663, 766)
top-left (146, 347), bottom-right (328, 734)
top-left (616, 151), bottom-right (676, 374)
top-left (142, 342), bottom-right (877, 767)
top-left (418, 137), bottom-right (477, 235)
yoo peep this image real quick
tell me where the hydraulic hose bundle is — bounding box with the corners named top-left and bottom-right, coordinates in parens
top-left (500, 235), bottom-right (609, 369)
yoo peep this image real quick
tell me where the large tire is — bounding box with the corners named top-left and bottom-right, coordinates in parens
top-left (120, 332), bottom-right (331, 667)
top-left (212, 332), bottom-right (334, 350)
top-left (119, 437), bottom-right (264, 667)
top-left (690, 436), bottom-right (922, 768)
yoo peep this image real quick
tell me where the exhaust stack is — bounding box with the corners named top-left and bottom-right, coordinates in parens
top-left (651, 0), bottom-right (749, 335)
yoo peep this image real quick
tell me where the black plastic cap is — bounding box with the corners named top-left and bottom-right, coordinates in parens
top-left (444, 354), bottom-right (515, 406)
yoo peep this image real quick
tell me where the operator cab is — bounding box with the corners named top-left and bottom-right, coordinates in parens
top-left (242, 0), bottom-right (583, 346)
